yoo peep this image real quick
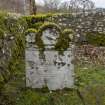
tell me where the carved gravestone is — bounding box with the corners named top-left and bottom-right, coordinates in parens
top-left (26, 28), bottom-right (75, 90)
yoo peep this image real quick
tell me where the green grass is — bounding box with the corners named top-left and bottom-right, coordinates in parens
top-left (75, 64), bottom-right (105, 87)
top-left (75, 64), bottom-right (105, 105)
top-left (15, 89), bottom-right (83, 105)
top-left (1, 63), bottom-right (105, 105)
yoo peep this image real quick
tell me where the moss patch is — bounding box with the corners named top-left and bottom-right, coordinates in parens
top-left (86, 32), bottom-right (105, 46)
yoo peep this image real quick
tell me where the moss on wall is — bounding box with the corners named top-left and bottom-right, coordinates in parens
top-left (25, 28), bottom-right (37, 34)
top-left (0, 12), bottom-right (27, 95)
top-left (86, 32), bottom-right (105, 46)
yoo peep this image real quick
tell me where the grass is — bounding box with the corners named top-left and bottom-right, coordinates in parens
top-left (75, 64), bottom-right (105, 105)
top-left (15, 89), bottom-right (83, 105)
top-left (1, 60), bottom-right (105, 105)
top-left (75, 64), bottom-right (105, 87)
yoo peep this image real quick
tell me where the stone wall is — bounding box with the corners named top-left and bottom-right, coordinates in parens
top-left (47, 12), bottom-right (105, 41)
top-left (0, 35), bottom-right (15, 76)
top-left (75, 45), bottom-right (105, 65)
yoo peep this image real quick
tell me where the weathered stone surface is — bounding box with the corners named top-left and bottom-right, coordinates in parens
top-left (42, 29), bottom-right (59, 46)
top-left (0, 35), bottom-right (15, 74)
top-left (26, 49), bottom-right (74, 90)
top-left (75, 45), bottom-right (105, 65)
top-left (26, 29), bottom-right (75, 90)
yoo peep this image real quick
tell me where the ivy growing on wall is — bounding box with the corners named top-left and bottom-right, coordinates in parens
top-left (0, 12), bottom-right (27, 97)
top-left (8, 17), bottom-right (27, 76)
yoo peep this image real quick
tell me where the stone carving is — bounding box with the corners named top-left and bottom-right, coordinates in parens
top-left (42, 29), bottom-right (59, 46)
top-left (26, 32), bottom-right (36, 48)
top-left (26, 28), bottom-right (74, 90)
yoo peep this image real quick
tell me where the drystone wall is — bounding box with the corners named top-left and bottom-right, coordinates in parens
top-left (47, 12), bottom-right (105, 41)
top-left (75, 45), bottom-right (105, 65)
top-left (25, 28), bottom-right (75, 90)
top-left (27, 12), bottom-right (105, 42)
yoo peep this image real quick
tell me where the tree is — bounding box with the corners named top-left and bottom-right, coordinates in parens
top-left (59, 0), bottom-right (95, 15)
top-left (29, 0), bottom-right (37, 15)
top-left (78, 0), bottom-right (95, 16)
top-left (59, 1), bottom-right (69, 13)
top-left (43, 0), bottom-right (61, 12)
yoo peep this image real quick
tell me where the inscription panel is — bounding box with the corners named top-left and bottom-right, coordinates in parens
top-left (26, 48), bottom-right (74, 90)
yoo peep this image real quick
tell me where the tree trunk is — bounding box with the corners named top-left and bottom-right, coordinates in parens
top-left (29, 0), bottom-right (37, 15)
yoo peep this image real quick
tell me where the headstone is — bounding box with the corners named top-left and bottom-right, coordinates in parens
top-left (26, 28), bottom-right (75, 90)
